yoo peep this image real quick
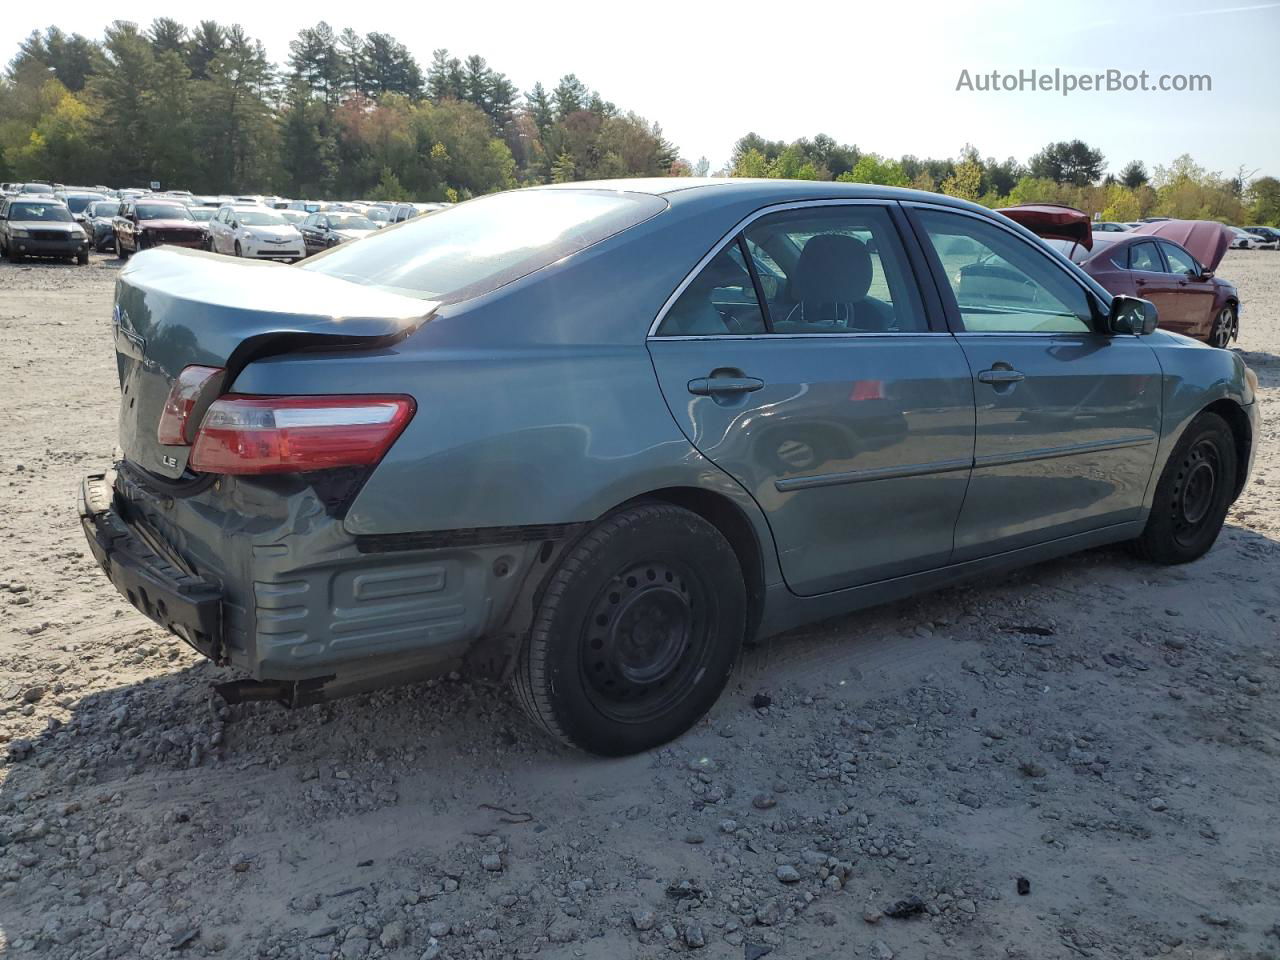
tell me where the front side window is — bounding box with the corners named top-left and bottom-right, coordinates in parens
top-left (1127, 241), bottom-right (1162, 272)
top-left (916, 209), bottom-right (1092, 334)
top-left (1159, 242), bottom-right (1200, 276)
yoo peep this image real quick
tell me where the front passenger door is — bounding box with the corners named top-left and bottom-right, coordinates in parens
top-left (911, 205), bottom-right (1161, 559)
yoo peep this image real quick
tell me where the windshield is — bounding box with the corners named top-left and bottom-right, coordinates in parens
top-left (188, 208), bottom-right (215, 221)
top-left (328, 214), bottom-right (376, 230)
top-left (279, 210), bottom-right (305, 224)
top-left (366, 208), bottom-right (390, 222)
top-left (88, 201), bottom-right (118, 217)
top-left (64, 195), bottom-right (102, 214)
top-left (302, 188), bottom-right (668, 302)
top-left (236, 210), bottom-right (288, 226)
top-left (137, 204), bottom-right (192, 221)
top-left (11, 203), bottom-right (73, 222)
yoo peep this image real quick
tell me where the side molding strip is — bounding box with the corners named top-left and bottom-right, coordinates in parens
top-left (775, 457), bottom-right (972, 492)
top-left (773, 435), bottom-right (1154, 492)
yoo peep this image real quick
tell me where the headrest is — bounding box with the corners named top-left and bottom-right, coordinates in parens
top-left (791, 234), bottom-right (872, 303)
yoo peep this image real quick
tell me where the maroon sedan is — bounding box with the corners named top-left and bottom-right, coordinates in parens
top-left (1000, 206), bottom-right (1240, 348)
top-left (113, 200), bottom-right (207, 259)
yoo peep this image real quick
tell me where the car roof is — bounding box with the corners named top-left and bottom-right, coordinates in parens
top-left (531, 177), bottom-right (988, 211)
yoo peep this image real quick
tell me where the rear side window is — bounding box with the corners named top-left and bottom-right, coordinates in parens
top-left (658, 242), bottom-right (767, 336)
top-left (744, 205), bottom-right (926, 333)
top-left (1128, 241), bottom-right (1162, 271)
top-left (916, 209), bottom-right (1092, 333)
top-left (301, 188), bottom-right (667, 304)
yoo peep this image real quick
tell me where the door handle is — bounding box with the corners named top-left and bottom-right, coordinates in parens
top-left (977, 368), bottom-right (1025, 385)
top-left (687, 376), bottom-right (765, 396)
top-left (1135, 278), bottom-right (1147, 286)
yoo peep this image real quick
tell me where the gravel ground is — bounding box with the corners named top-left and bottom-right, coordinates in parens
top-left (1, 250), bottom-right (1278, 960)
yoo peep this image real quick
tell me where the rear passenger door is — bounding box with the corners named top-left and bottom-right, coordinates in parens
top-left (909, 204), bottom-right (1161, 558)
top-left (647, 201), bottom-right (975, 597)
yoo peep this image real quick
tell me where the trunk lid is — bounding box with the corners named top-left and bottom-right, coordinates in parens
top-left (995, 203), bottom-right (1094, 250)
top-left (1129, 219), bottom-right (1232, 272)
top-left (113, 247), bottom-right (435, 479)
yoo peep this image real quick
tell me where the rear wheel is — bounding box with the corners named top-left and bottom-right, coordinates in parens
top-left (1131, 411), bottom-right (1237, 564)
top-left (512, 504), bottom-right (746, 756)
top-left (1207, 306), bottom-right (1236, 349)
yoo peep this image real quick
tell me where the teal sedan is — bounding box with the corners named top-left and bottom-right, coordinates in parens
top-left (80, 179), bottom-right (1259, 755)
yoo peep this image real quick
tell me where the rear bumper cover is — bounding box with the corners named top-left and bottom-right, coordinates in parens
top-left (79, 473), bottom-right (224, 660)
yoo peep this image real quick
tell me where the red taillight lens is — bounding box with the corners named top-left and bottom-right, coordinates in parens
top-left (157, 365), bottom-right (225, 445)
top-left (189, 395), bottom-right (415, 475)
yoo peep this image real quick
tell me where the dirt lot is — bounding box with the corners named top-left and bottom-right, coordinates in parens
top-left (1, 250), bottom-right (1278, 960)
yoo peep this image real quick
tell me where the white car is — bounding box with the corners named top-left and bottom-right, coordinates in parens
top-left (1230, 227), bottom-right (1265, 250)
top-left (207, 205), bottom-right (305, 262)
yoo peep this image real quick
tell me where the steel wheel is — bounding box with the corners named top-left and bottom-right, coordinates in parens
top-left (1169, 438), bottom-right (1221, 548)
top-left (579, 560), bottom-right (712, 724)
top-left (1208, 307), bottom-right (1235, 348)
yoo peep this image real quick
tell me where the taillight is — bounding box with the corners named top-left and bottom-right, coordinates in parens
top-left (189, 395), bottom-right (415, 475)
top-left (157, 365), bottom-right (225, 445)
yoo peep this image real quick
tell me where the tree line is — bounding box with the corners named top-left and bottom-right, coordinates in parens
top-left (0, 21), bottom-right (683, 200)
top-left (729, 135), bottom-right (1279, 226)
top-left (3, 23), bottom-right (1276, 225)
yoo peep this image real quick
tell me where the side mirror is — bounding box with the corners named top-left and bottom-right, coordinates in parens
top-left (1108, 294), bottom-right (1158, 336)
top-left (1198, 270), bottom-right (1214, 281)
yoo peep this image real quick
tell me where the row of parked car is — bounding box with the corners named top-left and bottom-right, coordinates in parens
top-left (998, 205), bottom-right (1244, 347)
top-left (1093, 216), bottom-right (1280, 251)
top-left (0, 180), bottom-right (449, 265)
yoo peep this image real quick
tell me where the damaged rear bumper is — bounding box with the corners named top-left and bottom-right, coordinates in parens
top-left (79, 473), bottom-right (224, 659)
top-left (79, 467), bottom-right (572, 698)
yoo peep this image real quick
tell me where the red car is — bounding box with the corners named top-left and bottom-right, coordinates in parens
top-left (999, 205), bottom-right (1239, 348)
top-left (112, 200), bottom-right (208, 259)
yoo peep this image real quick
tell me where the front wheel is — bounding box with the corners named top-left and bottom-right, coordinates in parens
top-left (1131, 411), bottom-right (1237, 564)
top-left (1207, 306), bottom-right (1236, 349)
top-left (76, 248), bottom-right (89, 266)
top-left (512, 504), bottom-right (746, 756)
top-left (234, 241), bottom-right (243, 258)
top-left (114, 235), bottom-right (129, 260)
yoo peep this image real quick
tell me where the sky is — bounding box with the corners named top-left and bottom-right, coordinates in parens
top-left (3, 0), bottom-right (1278, 177)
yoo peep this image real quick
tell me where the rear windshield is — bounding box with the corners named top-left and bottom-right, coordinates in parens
top-left (11, 203), bottom-right (72, 222)
top-left (300, 188), bottom-right (668, 303)
top-left (1044, 236), bottom-right (1115, 264)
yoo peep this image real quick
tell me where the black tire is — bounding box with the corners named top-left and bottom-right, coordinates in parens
top-left (114, 234), bottom-right (129, 260)
top-left (234, 240), bottom-right (243, 258)
top-left (76, 249), bottom-right (89, 265)
top-left (513, 503), bottom-right (746, 756)
top-left (8, 247), bottom-right (22, 263)
top-left (1131, 411), bottom-right (1237, 564)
